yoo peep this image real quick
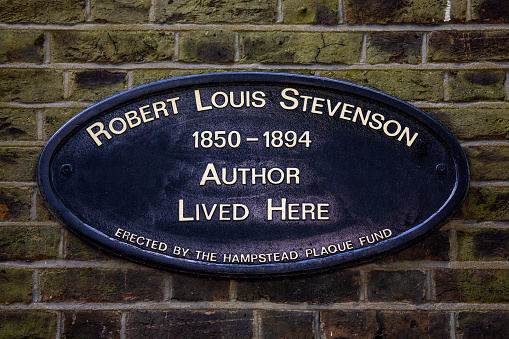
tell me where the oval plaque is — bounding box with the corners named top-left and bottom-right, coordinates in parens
top-left (38, 73), bottom-right (469, 275)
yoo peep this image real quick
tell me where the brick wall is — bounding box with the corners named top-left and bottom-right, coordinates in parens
top-left (1, 0), bottom-right (508, 338)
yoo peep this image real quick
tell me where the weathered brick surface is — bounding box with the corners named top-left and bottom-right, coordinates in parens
top-left (429, 31), bottom-right (509, 62)
top-left (321, 310), bottom-right (378, 338)
top-left (125, 310), bottom-right (253, 338)
top-left (43, 107), bottom-right (83, 139)
top-left (367, 270), bottom-right (426, 303)
top-left (156, 0), bottom-right (277, 23)
top-left (0, 31), bottom-right (44, 63)
top-left (260, 310), bottom-right (315, 339)
top-left (0, 108), bottom-right (38, 141)
top-left (460, 186), bottom-right (509, 220)
top-left (375, 311), bottom-right (450, 338)
top-left (51, 31), bottom-right (174, 63)
top-left (0, 147), bottom-right (41, 182)
top-left (457, 230), bottom-right (509, 261)
top-left (0, 311), bottom-right (56, 338)
top-left (0, 0), bottom-right (85, 24)
top-left (171, 273), bottom-right (230, 301)
top-left (70, 70), bottom-right (127, 101)
top-left (344, 0), bottom-right (447, 24)
top-left (64, 230), bottom-right (117, 260)
top-left (0, 225), bottom-right (60, 261)
top-left (382, 230), bottom-right (450, 262)
top-left (240, 32), bottom-right (363, 64)
top-left (0, 268), bottom-right (32, 304)
top-left (463, 143), bottom-right (509, 180)
top-left (62, 311), bottom-right (121, 339)
top-left (0, 69), bottom-right (64, 103)
top-left (91, 0), bottom-right (151, 23)
top-left (282, 0), bottom-right (338, 25)
top-left (366, 32), bottom-right (423, 64)
top-left (428, 107), bottom-right (509, 140)
top-left (0, 186), bottom-right (32, 222)
top-left (448, 71), bottom-right (506, 101)
top-left (236, 270), bottom-right (360, 303)
top-left (457, 312), bottom-right (509, 339)
top-left (322, 70), bottom-right (444, 101)
top-left (39, 268), bottom-right (166, 302)
top-left (471, 0), bottom-right (509, 23)
top-left (179, 31), bottom-right (235, 63)
top-left (435, 270), bottom-right (509, 302)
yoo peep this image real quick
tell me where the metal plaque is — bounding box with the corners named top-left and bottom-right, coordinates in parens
top-left (38, 72), bottom-right (469, 275)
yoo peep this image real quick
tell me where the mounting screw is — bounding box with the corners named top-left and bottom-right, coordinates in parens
top-left (436, 163), bottom-right (447, 175)
top-left (60, 164), bottom-right (73, 175)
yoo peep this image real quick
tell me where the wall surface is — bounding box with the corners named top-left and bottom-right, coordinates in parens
top-left (1, 0), bottom-right (509, 338)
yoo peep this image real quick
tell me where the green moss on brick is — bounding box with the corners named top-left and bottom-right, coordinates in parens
top-left (460, 186), bottom-right (509, 220)
top-left (322, 70), bottom-right (444, 101)
top-left (156, 0), bottom-right (277, 23)
top-left (0, 31), bottom-right (44, 63)
top-left (64, 230), bottom-right (117, 260)
top-left (179, 31), bottom-right (235, 63)
top-left (0, 186), bottom-right (32, 222)
top-left (282, 0), bottom-right (338, 25)
top-left (463, 144), bottom-right (509, 180)
top-left (0, 69), bottom-right (64, 103)
top-left (43, 107), bottom-right (82, 139)
top-left (0, 0), bottom-right (85, 24)
top-left (0, 147), bottom-right (42, 182)
top-left (91, 0), bottom-right (151, 23)
top-left (458, 230), bottom-right (509, 261)
top-left (70, 70), bottom-right (127, 101)
top-left (240, 32), bottom-right (362, 64)
top-left (0, 226), bottom-right (60, 261)
top-left (0, 269), bottom-right (32, 304)
top-left (366, 32), bottom-right (422, 64)
top-left (0, 312), bottom-right (57, 338)
top-left (0, 108), bottom-right (38, 141)
top-left (449, 71), bottom-right (506, 102)
top-left (344, 0), bottom-right (447, 24)
top-left (51, 31), bottom-right (174, 63)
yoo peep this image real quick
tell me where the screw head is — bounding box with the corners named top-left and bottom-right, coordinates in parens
top-left (60, 164), bottom-right (73, 175)
top-left (436, 163), bottom-right (448, 175)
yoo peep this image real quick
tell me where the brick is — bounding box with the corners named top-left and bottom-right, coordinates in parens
top-left (344, 0), bottom-right (447, 24)
top-left (471, 0), bottom-right (509, 23)
top-left (435, 269), bottom-right (509, 302)
top-left (40, 268), bottom-right (166, 302)
top-left (450, 0), bottom-right (468, 22)
top-left (240, 32), bottom-right (363, 64)
top-left (0, 311), bottom-right (56, 338)
top-left (366, 32), bottom-right (422, 64)
top-left (44, 107), bottom-right (82, 139)
top-left (171, 273), bottom-right (230, 301)
top-left (126, 310), bottom-right (253, 338)
top-left (70, 70), bottom-right (127, 101)
top-left (236, 270), bottom-right (359, 303)
top-left (0, 31), bottom-right (44, 63)
top-left (463, 143), bottom-right (509, 180)
top-left (0, 147), bottom-right (41, 182)
top-left (382, 230), bottom-right (450, 262)
top-left (0, 268), bottom-right (32, 304)
top-left (91, 0), bottom-right (151, 23)
top-left (0, 186), bottom-right (32, 222)
top-left (260, 310), bottom-right (315, 339)
top-left (429, 31), bottom-right (509, 62)
top-left (460, 185), bottom-right (509, 220)
top-left (449, 71), bottom-right (506, 102)
top-left (321, 70), bottom-right (444, 101)
top-left (376, 311), bottom-right (450, 338)
top-left (156, 0), bottom-right (277, 24)
top-left (51, 31), bottom-right (174, 63)
top-left (0, 226), bottom-right (60, 261)
top-left (427, 107), bottom-right (509, 140)
top-left (0, 108), bottom-right (38, 141)
top-left (0, 0), bottom-right (85, 24)
top-left (367, 270), bottom-right (426, 303)
top-left (178, 31), bottom-right (235, 63)
top-left (0, 69), bottom-right (64, 103)
top-left (282, 0), bottom-right (338, 25)
top-left (457, 312), bottom-right (509, 338)
top-left (131, 69), bottom-right (223, 87)
top-left (321, 310), bottom-right (378, 338)
top-left (62, 311), bottom-right (121, 339)
top-left (34, 190), bottom-right (56, 222)
top-left (457, 230), bottom-right (509, 261)
top-left (64, 230), bottom-right (117, 260)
